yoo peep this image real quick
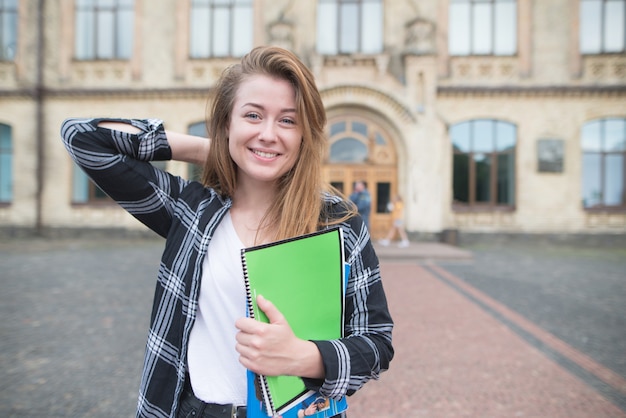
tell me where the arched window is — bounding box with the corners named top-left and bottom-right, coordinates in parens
top-left (581, 117), bottom-right (626, 208)
top-left (0, 123), bottom-right (12, 203)
top-left (329, 138), bottom-right (368, 163)
top-left (324, 115), bottom-right (396, 226)
top-left (327, 118), bottom-right (390, 164)
top-left (451, 119), bottom-right (516, 207)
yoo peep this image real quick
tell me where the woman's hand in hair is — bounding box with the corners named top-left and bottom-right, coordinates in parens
top-left (235, 295), bottom-right (325, 379)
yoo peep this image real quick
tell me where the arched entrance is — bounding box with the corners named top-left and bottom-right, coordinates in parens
top-left (322, 114), bottom-right (398, 239)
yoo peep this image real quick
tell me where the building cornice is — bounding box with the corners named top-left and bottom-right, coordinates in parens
top-left (0, 88), bottom-right (35, 99)
top-left (437, 85), bottom-right (626, 97)
top-left (0, 87), bottom-right (213, 100)
top-left (3, 84), bottom-right (624, 102)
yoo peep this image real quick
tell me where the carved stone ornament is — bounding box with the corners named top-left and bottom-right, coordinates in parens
top-left (404, 17), bottom-right (435, 55)
top-left (267, 19), bottom-right (294, 51)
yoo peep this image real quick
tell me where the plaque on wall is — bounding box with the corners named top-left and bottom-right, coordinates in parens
top-left (537, 138), bottom-right (564, 173)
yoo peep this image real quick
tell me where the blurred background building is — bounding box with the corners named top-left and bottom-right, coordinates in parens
top-left (0, 0), bottom-right (625, 240)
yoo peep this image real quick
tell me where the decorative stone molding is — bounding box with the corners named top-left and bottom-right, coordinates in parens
top-left (69, 62), bottom-right (133, 86)
top-left (0, 88), bottom-right (33, 98)
top-left (320, 84), bottom-right (417, 124)
top-left (371, 145), bottom-right (395, 164)
top-left (44, 87), bottom-right (210, 100)
top-left (185, 59), bottom-right (238, 85)
top-left (321, 53), bottom-right (391, 77)
top-left (267, 18), bottom-right (294, 51)
top-left (447, 56), bottom-right (519, 82)
top-left (582, 55), bottom-right (626, 83)
top-left (438, 85), bottom-right (626, 98)
top-left (585, 212), bottom-right (626, 228)
top-left (404, 17), bottom-right (436, 55)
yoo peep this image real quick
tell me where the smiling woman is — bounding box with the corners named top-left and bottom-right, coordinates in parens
top-left (226, 74), bottom-right (303, 236)
top-left (204, 47), bottom-right (333, 245)
top-left (60, 46), bottom-right (394, 418)
top-left (225, 74), bottom-right (303, 247)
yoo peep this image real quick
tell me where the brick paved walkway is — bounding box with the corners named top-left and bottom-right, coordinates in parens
top-left (347, 262), bottom-right (626, 418)
top-left (1, 237), bottom-right (625, 417)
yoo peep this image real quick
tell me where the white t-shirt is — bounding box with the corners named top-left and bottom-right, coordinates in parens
top-left (187, 212), bottom-right (247, 405)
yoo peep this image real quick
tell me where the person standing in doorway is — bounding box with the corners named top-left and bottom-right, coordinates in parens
top-left (379, 194), bottom-right (410, 248)
top-left (349, 180), bottom-right (371, 230)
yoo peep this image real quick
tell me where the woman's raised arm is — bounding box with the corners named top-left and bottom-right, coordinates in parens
top-left (97, 121), bottom-right (210, 165)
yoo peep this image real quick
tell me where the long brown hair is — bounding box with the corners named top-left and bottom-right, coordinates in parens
top-left (202, 46), bottom-right (354, 242)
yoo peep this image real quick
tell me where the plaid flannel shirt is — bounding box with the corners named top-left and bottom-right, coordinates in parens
top-left (61, 118), bottom-right (394, 418)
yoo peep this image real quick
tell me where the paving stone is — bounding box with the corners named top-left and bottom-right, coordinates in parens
top-left (1, 236), bottom-right (624, 417)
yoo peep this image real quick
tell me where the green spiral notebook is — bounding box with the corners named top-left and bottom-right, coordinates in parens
top-left (241, 227), bottom-right (346, 416)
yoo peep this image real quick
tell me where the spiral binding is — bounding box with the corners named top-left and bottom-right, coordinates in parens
top-left (241, 247), bottom-right (276, 416)
top-left (241, 248), bottom-right (255, 320)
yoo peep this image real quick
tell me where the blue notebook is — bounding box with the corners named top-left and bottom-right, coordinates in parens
top-left (246, 369), bottom-right (348, 418)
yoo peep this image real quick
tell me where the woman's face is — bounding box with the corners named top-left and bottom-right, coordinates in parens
top-left (228, 74), bottom-right (303, 188)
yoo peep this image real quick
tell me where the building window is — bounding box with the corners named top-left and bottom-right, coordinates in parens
top-left (330, 138), bottom-right (368, 163)
top-left (187, 121), bottom-right (207, 180)
top-left (72, 165), bottom-right (111, 203)
top-left (451, 119), bottom-right (516, 207)
top-left (0, 123), bottom-right (12, 203)
top-left (189, 0), bottom-right (253, 58)
top-left (0, 0), bottom-right (17, 61)
top-left (317, 0), bottom-right (383, 55)
top-left (580, 0), bottom-right (626, 54)
top-left (449, 0), bottom-right (517, 56)
top-left (327, 117), bottom-right (394, 164)
top-left (328, 120), bottom-right (372, 163)
top-left (581, 118), bottom-right (626, 208)
top-left (74, 0), bottom-right (134, 60)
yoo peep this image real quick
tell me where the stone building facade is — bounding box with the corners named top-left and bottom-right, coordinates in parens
top-left (0, 0), bottom-right (625, 238)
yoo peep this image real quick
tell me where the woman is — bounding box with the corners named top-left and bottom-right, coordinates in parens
top-left (61, 46), bottom-right (393, 418)
top-left (379, 195), bottom-right (410, 248)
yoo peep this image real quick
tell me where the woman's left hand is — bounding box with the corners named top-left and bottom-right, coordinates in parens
top-left (235, 295), bottom-right (324, 379)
